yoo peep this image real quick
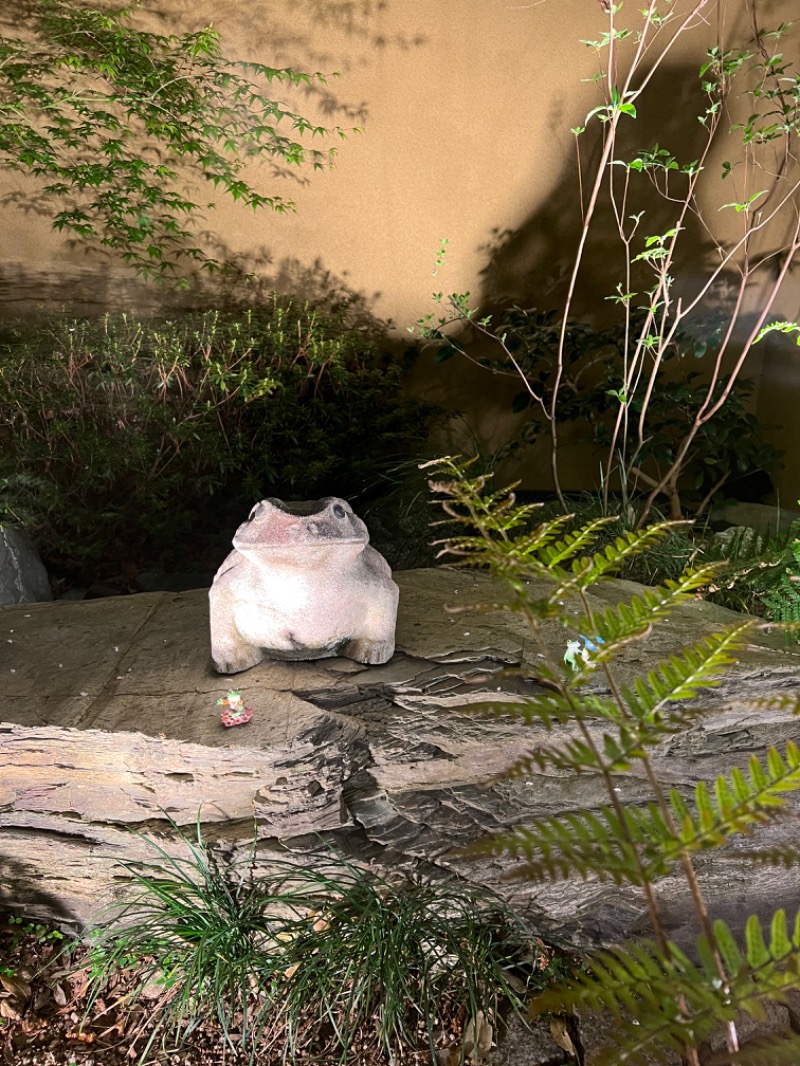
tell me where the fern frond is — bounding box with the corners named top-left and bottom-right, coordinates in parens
top-left (427, 463), bottom-right (547, 539)
top-left (486, 740), bottom-right (800, 887)
top-left (569, 564), bottom-right (730, 671)
top-left (435, 515), bottom-right (598, 594)
top-left (510, 513), bottom-right (591, 561)
top-left (465, 803), bottom-right (675, 885)
top-left (537, 515), bottom-right (620, 567)
top-left (614, 705), bottom-right (710, 756)
top-left (721, 1032), bottom-right (800, 1065)
top-left (500, 736), bottom-right (604, 778)
top-left (495, 724), bottom-right (653, 779)
top-left (743, 693), bottom-right (800, 716)
top-left (649, 744), bottom-right (800, 870)
top-left (438, 519), bottom-right (571, 562)
top-left (762, 540), bottom-right (800, 631)
top-left (531, 922), bottom-right (800, 1063)
top-left (473, 691), bottom-right (623, 730)
top-left (502, 719), bottom-right (692, 780)
top-left (740, 846), bottom-right (800, 869)
top-left (621, 623), bottom-right (756, 721)
top-left (530, 939), bottom-right (724, 1034)
top-left (695, 910), bottom-right (800, 1013)
top-left (570, 524), bottom-right (676, 588)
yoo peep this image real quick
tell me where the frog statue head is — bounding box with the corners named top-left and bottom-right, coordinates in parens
top-left (233, 497), bottom-right (369, 559)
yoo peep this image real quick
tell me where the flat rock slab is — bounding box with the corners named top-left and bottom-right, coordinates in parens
top-left (2, 568), bottom-right (800, 950)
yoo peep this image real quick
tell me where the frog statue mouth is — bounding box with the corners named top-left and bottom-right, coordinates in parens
top-left (261, 498), bottom-right (346, 519)
top-left (238, 496), bottom-right (368, 548)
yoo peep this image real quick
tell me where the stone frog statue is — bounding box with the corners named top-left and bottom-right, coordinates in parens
top-left (209, 496), bottom-right (399, 674)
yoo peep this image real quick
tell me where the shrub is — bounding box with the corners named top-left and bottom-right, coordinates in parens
top-left (0, 298), bottom-right (430, 580)
top-left (417, 0), bottom-right (800, 523)
top-left (428, 307), bottom-right (783, 518)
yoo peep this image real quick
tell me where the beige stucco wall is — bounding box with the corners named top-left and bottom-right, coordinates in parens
top-left (1, 0), bottom-right (799, 499)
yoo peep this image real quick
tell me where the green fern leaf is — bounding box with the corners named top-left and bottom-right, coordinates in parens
top-left (530, 939), bottom-right (725, 1040)
top-left (730, 765), bottom-right (750, 804)
top-left (573, 567), bottom-right (729, 656)
top-left (622, 624), bottom-right (756, 722)
top-left (515, 513), bottom-right (580, 553)
top-left (520, 728), bottom-right (668, 777)
top-left (714, 774), bottom-right (736, 819)
top-left (656, 744), bottom-right (800, 867)
top-left (770, 909), bottom-right (792, 961)
top-left (534, 924), bottom-right (800, 1064)
top-left (521, 525), bottom-right (679, 606)
top-left (745, 913), bottom-right (771, 969)
top-left (694, 781), bottom-right (715, 832)
top-left (669, 788), bottom-right (691, 823)
top-left (747, 694), bottom-right (800, 715)
top-left (698, 909), bottom-right (800, 1003)
top-left (530, 514), bottom-right (614, 566)
top-left (695, 933), bottom-right (719, 981)
top-left (744, 846), bottom-right (800, 868)
top-left (462, 804), bottom-right (667, 885)
top-left (472, 691), bottom-right (622, 730)
top-left (750, 751), bottom-right (768, 791)
top-left (571, 524), bottom-right (676, 587)
top-left (762, 539), bottom-right (800, 632)
top-left (713, 918), bottom-right (745, 974)
top-left (721, 1032), bottom-right (800, 1065)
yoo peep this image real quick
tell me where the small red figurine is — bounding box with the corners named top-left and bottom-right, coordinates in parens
top-left (217, 690), bottom-right (253, 728)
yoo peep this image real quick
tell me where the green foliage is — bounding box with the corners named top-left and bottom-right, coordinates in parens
top-left (694, 514), bottom-right (800, 619)
top-left (428, 457), bottom-right (800, 1064)
top-left (6, 913), bottom-right (66, 949)
top-left (531, 911), bottom-right (800, 1060)
top-left (0, 1), bottom-right (349, 278)
top-left (86, 818), bottom-right (544, 1064)
top-left (0, 301), bottom-right (429, 579)
top-left (419, 303), bottom-right (784, 519)
top-left (761, 538), bottom-right (800, 635)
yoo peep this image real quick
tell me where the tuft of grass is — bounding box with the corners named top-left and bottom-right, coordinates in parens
top-left (84, 826), bottom-right (276, 1062)
top-left (83, 819), bottom-right (551, 1064)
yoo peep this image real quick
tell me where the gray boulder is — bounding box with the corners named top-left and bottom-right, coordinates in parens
top-left (0, 525), bottom-right (51, 606)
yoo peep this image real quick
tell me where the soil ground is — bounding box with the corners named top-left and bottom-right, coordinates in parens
top-left (0, 913), bottom-right (484, 1066)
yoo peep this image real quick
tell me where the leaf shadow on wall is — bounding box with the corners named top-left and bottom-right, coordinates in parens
top-left (151, 0), bottom-right (428, 124)
top-left (0, 0), bottom-right (429, 286)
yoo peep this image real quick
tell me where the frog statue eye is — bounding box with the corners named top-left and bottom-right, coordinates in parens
top-left (333, 503), bottom-right (346, 519)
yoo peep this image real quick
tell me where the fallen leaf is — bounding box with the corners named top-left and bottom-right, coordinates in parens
top-left (550, 1015), bottom-right (578, 1058)
top-left (67, 968), bottom-right (89, 1003)
top-left (0, 973), bottom-right (31, 1002)
top-left (463, 1010), bottom-right (493, 1063)
top-left (0, 998), bottom-right (21, 1021)
top-left (66, 1029), bottom-right (96, 1043)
